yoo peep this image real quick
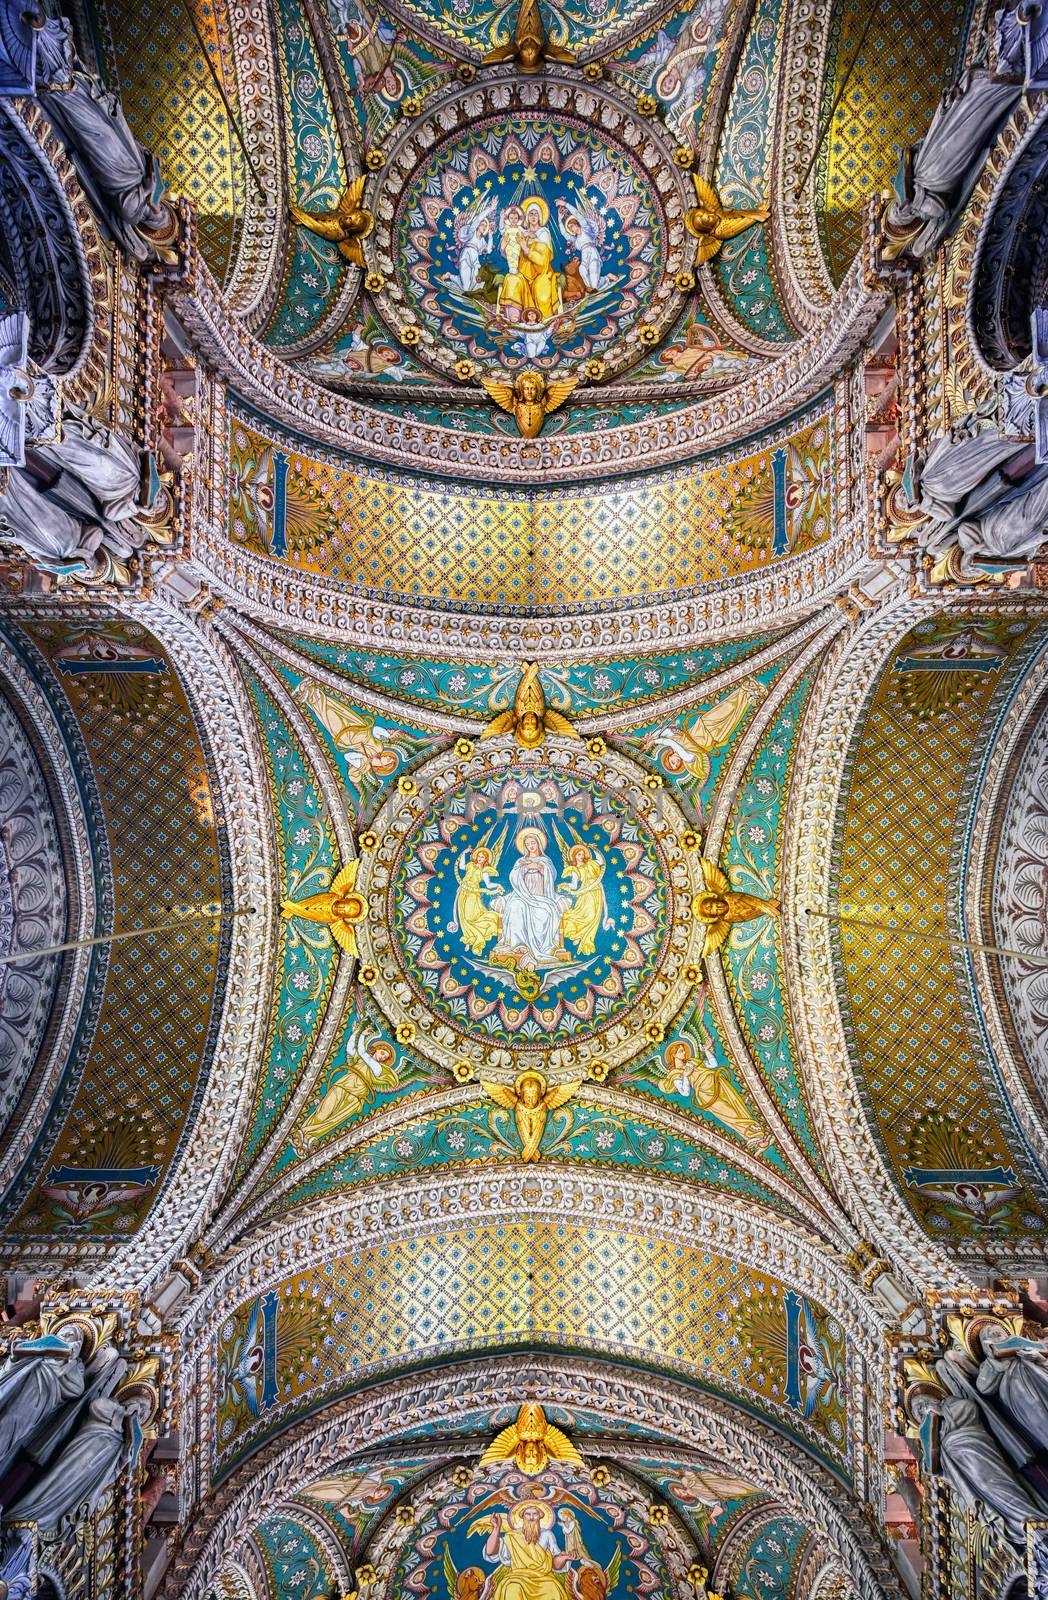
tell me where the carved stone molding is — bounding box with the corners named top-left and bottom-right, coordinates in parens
top-left (172, 251), bottom-right (886, 482)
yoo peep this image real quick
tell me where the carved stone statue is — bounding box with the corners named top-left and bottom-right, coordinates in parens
top-left (0, 407), bottom-right (162, 580)
top-left (882, 66), bottom-right (1022, 259)
top-left (912, 1393), bottom-right (1048, 1546)
top-left (977, 1331), bottom-right (1048, 1448)
top-left (909, 421), bottom-right (1048, 566)
top-left (0, 1328), bottom-right (86, 1480)
top-left (5, 1394), bottom-right (146, 1534)
top-left (0, 310), bottom-right (57, 469)
top-left (33, 14), bottom-right (177, 263)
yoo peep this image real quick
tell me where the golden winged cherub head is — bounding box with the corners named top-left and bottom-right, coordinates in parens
top-left (480, 663), bottom-right (580, 748)
top-left (478, 1403), bottom-right (585, 1475)
top-left (515, 1069), bottom-right (546, 1109)
top-left (481, 371), bottom-right (578, 438)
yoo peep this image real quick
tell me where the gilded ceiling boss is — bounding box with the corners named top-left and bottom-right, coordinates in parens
top-left (0, 1), bottom-right (1045, 1598)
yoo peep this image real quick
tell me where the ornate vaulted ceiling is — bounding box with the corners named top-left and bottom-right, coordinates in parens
top-left (1, 1), bottom-right (1047, 1599)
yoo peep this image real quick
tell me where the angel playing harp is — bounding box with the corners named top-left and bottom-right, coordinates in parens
top-left (684, 176), bottom-right (769, 263)
top-left (290, 175), bottom-right (373, 268)
top-left (482, 370), bottom-right (578, 438)
top-left (693, 859), bottom-right (779, 959)
top-left (481, 1069), bottom-right (580, 1162)
top-left (481, 663), bottom-right (579, 749)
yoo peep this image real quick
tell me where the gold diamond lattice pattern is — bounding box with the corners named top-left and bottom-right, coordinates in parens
top-left (97, 0), bottom-right (244, 279)
top-left (818, 0), bottom-right (968, 283)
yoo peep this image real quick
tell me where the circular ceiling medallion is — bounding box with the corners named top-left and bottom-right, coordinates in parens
top-left (356, 739), bottom-right (703, 1076)
top-left (370, 76), bottom-right (693, 381)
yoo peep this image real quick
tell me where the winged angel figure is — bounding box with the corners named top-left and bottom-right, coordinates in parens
top-left (290, 175), bottom-right (372, 268)
top-left (693, 859), bottom-right (779, 960)
top-left (684, 176), bottom-right (769, 263)
top-left (481, 370), bottom-right (578, 438)
top-left (480, 1070), bottom-right (580, 1162)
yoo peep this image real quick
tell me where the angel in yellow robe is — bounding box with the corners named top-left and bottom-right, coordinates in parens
top-left (559, 844), bottom-right (606, 956)
top-left (644, 679), bottom-right (763, 787)
top-left (297, 1028), bottom-right (399, 1145)
top-left (693, 859), bottom-right (779, 959)
top-left (658, 1039), bottom-right (768, 1149)
top-left (481, 1070), bottom-right (579, 1162)
top-left (453, 846), bottom-right (501, 955)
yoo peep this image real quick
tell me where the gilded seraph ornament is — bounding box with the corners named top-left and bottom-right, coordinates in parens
top-left (480, 1069), bottom-right (580, 1161)
top-left (290, 176), bottom-right (373, 269)
top-left (482, 0), bottom-right (576, 72)
top-left (480, 662), bottom-right (580, 749)
top-left (482, 370), bottom-right (577, 438)
top-left (281, 859), bottom-right (367, 954)
top-left (693, 859), bottom-right (779, 958)
top-left (479, 1402), bottom-right (584, 1474)
top-left (684, 177), bottom-right (769, 263)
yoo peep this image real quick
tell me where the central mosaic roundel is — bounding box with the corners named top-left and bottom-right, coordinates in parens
top-left (395, 763), bottom-right (666, 1044)
top-left (359, 742), bottom-right (702, 1075)
top-left (392, 110), bottom-right (673, 373)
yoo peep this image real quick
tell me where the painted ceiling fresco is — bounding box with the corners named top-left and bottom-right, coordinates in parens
top-left (226, 398), bottom-right (833, 607)
top-left (834, 612), bottom-right (1048, 1254)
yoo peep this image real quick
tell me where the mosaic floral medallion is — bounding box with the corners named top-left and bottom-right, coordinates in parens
top-left (356, 739), bottom-right (704, 1076)
top-left (370, 78), bottom-right (693, 382)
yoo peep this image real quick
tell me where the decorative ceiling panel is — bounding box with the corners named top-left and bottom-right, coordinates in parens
top-left (225, 399), bottom-right (834, 608)
top-left (833, 611), bottom-right (1048, 1250)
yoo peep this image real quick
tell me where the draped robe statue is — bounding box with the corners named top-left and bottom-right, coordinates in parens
top-left (0, 1329), bottom-right (86, 1480)
top-left (977, 1333), bottom-right (1048, 1449)
top-left (34, 17), bottom-right (176, 263)
top-left (915, 1393), bottom-right (1048, 1546)
top-left (0, 409), bottom-right (154, 577)
top-left (6, 1395), bottom-right (143, 1534)
top-left (883, 66), bottom-right (1022, 258)
top-left (911, 423), bottom-right (1048, 565)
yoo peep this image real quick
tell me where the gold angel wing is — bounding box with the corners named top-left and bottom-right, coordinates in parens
top-left (467, 1515), bottom-right (498, 1536)
top-left (701, 921), bottom-right (731, 958)
top-left (330, 859), bottom-right (358, 895)
top-left (339, 174), bottom-right (367, 215)
top-left (480, 1079), bottom-right (519, 1110)
top-left (480, 709), bottom-right (517, 741)
top-left (542, 1422), bottom-right (584, 1465)
top-left (542, 1081), bottom-right (581, 1112)
top-left (691, 175), bottom-right (722, 216)
top-left (700, 859), bottom-right (731, 895)
top-left (481, 41), bottom-right (517, 62)
top-left (330, 921), bottom-right (359, 955)
top-left (544, 709), bottom-right (581, 740)
top-left (695, 235), bottom-right (723, 264)
top-left (544, 377), bottom-right (578, 415)
top-left (479, 1422), bottom-right (521, 1466)
top-left (482, 378), bottom-right (517, 415)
